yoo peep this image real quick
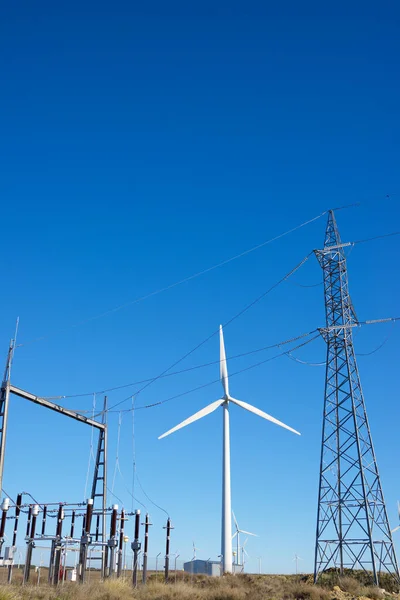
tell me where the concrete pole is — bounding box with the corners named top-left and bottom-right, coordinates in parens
top-left (221, 401), bottom-right (232, 573)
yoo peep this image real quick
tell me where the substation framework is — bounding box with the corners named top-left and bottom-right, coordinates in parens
top-left (314, 211), bottom-right (399, 586)
top-left (0, 347), bottom-right (173, 585)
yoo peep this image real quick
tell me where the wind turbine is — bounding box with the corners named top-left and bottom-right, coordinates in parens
top-left (159, 325), bottom-right (301, 573)
top-left (232, 511), bottom-right (257, 569)
top-left (293, 553), bottom-right (303, 575)
top-left (192, 541), bottom-right (201, 560)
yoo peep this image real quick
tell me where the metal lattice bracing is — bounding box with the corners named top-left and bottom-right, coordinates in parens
top-left (314, 210), bottom-right (399, 586)
top-left (91, 395), bottom-right (108, 577)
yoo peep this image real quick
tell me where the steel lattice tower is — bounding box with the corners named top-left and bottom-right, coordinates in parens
top-left (314, 210), bottom-right (399, 586)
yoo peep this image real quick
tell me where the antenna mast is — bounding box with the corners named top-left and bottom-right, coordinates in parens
top-left (314, 211), bottom-right (399, 585)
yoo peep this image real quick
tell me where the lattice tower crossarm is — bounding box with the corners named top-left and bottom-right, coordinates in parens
top-left (313, 210), bottom-right (399, 586)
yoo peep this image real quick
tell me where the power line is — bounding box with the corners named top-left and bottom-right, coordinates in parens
top-left (97, 254), bottom-right (312, 416)
top-left (135, 472), bottom-right (169, 517)
top-left (104, 334), bottom-right (321, 415)
top-left (353, 231), bottom-right (400, 245)
top-left (49, 329), bottom-right (316, 401)
top-left (18, 209), bottom-right (330, 348)
top-left (59, 318), bottom-right (400, 411)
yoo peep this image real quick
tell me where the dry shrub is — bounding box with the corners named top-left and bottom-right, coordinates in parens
top-left (283, 582), bottom-right (331, 600)
top-left (337, 575), bottom-right (364, 596)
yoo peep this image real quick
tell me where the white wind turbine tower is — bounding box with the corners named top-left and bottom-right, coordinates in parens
top-left (232, 511), bottom-right (257, 570)
top-left (159, 325), bottom-right (301, 573)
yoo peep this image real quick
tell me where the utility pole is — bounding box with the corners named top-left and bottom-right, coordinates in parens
top-left (314, 210), bottom-right (400, 586)
top-left (131, 509), bottom-right (141, 587)
top-left (164, 517), bottom-right (173, 583)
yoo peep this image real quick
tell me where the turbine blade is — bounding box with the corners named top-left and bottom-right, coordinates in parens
top-left (220, 325), bottom-right (229, 397)
top-left (392, 526), bottom-right (400, 534)
top-left (232, 531), bottom-right (238, 539)
top-left (232, 510), bottom-right (239, 530)
top-left (229, 397), bottom-right (300, 435)
top-left (158, 399), bottom-right (224, 439)
top-left (239, 530), bottom-right (258, 537)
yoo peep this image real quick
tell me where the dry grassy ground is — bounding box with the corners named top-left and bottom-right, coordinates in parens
top-left (0, 572), bottom-right (398, 600)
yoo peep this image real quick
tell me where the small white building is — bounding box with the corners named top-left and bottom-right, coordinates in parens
top-left (183, 559), bottom-right (221, 577)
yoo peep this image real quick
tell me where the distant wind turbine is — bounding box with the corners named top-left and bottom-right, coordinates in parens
top-left (293, 553), bottom-right (303, 575)
top-left (159, 325), bottom-right (301, 573)
top-left (192, 541), bottom-right (201, 560)
top-left (232, 511), bottom-right (257, 569)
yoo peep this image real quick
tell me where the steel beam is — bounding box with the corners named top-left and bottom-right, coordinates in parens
top-left (9, 385), bottom-right (105, 430)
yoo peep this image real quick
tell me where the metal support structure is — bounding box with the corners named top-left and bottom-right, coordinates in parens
top-left (52, 505), bottom-right (64, 585)
top-left (23, 504), bottom-right (39, 584)
top-left (9, 386), bottom-right (106, 431)
top-left (131, 509), bottom-right (141, 587)
top-left (164, 517), bottom-right (172, 583)
top-left (78, 499), bottom-right (93, 584)
top-left (314, 210), bottom-right (399, 585)
top-left (0, 374), bottom-right (107, 582)
top-left (117, 509), bottom-right (125, 578)
top-left (7, 492), bottom-right (22, 583)
top-left (0, 498), bottom-right (10, 557)
top-left (142, 513), bottom-right (151, 584)
top-left (91, 395), bottom-right (108, 578)
top-left (108, 504), bottom-right (118, 577)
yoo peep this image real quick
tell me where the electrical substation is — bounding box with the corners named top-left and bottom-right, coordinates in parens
top-left (0, 209), bottom-right (399, 587)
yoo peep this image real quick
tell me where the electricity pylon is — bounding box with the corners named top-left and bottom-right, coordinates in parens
top-left (314, 210), bottom-right (399, 586)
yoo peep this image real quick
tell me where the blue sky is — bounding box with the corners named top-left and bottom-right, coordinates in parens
top-left (1, 1), bottom-right (399, 573)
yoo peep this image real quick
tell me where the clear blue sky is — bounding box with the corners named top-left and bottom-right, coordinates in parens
top-left (1, 1), bottom-right (399, 573)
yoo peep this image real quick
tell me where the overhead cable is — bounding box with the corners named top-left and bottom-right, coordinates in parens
top-left (49, 329), bottom-right (316, 401)
top-left (18, 209), bottom-right (330, 348)
top-left (102, 333), bottom-right (321, 415)
top-left (97, 253), bottom-right (313, 416)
